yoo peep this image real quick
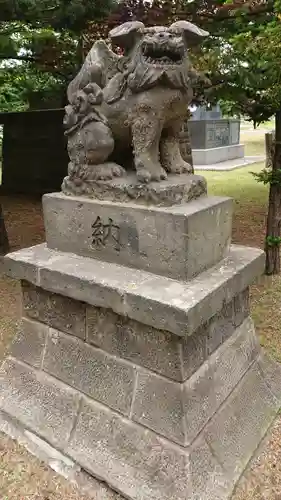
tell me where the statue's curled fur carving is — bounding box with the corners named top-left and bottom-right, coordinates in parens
top-left (63, 21), bottom-right (209, 186)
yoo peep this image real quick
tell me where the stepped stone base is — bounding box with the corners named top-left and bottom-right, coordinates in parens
top-left (1, 180), bottom-right (281, 500)
top-left (1, 241), bottom-right (281, 500)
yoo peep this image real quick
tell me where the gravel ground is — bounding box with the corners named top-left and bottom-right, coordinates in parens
top-left (232, 416), bottom-right (281, 500)
top-left (1, 192), bottom-right (281, 499)
top-left (0, 432), bottom-right (96, 500)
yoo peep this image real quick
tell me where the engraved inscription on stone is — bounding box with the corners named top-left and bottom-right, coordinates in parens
top-left (206, 122), bottom-right (230, 148)
top-left (91, 216), bottom-right (121, 250)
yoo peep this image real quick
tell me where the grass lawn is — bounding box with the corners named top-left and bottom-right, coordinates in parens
top-left (195, 129), bottom-right (281, 363)
top-left (242, 129), bottom-right (268, 156)
top-left (206, 164), bottom-right (281, 362)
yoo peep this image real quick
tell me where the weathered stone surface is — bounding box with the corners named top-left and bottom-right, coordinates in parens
top-left (203, 361), bottom-right (279, 479)
top-left (22, 281), bottom-right (86, 339)
top-left (0, 358), bottom-right (80, 447)
top-left (205, 300), bottom-right (233, 356)
top-left (0, 409), bottom-right (124, 500)
top-left (257, 352), bottom-right (281, 400)
top-left (63, 23), bottom-right (208, 187)
top-left (62, 174), bottom-right (207, 206)
top-left (181, 331), bottom-right (206, 381)
top-left (113, 247), bottom-right (264, 336)
top-left (132, 370), bottom-right (184, 444)
top-left (3, 250), bottom-right (38, 283)
top-left (43, 328), bottom-right (135, 416)
top-left (189, 437), bottom-right (231, 500)
top-left (3, 243), bottom-right (264, 337)
top-left (0, 402), bottom-right (232, 500)
top-left (233, 288), bottom-right (250, 327)
top-left (87, 289), bottom-right (249, 382)
top-left (184, 318), bottom-right (260, 445)
top-left (43, 193), bottom-right (232, 280)
top-left (10, 317), bottom-right (47, 368)
top-left (87, 305), bottom-right (182, 381)
top-left (181, 290), bottom-right (249, 380)
top-left (66, 398), bottom-right (189, 500)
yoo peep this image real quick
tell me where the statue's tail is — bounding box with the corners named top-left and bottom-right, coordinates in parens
top-left (67, 40), bottom-right (118, 103)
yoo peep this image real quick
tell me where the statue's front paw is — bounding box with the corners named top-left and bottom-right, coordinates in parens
top-left (135, 158), bottom-right (167, 183)
top-left (166, 161), bottom-right (193, 175)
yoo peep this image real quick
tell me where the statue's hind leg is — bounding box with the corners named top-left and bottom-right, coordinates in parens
top-left (65, 120), bottom-right (125, 189)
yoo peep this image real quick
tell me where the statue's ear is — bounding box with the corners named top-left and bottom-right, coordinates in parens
top-left (170, 21), bottom-right (209, 47)
top-left (109, 21), bottom-right (144, 50)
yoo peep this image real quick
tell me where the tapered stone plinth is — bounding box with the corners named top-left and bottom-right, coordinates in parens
top-left (1, 175), bottom-right (281, 500)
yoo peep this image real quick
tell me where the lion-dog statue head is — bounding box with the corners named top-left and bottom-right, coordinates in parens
top-left (68, 20), bottom-right (208, 104)
top-left (109, 21), bottom-right (208, 96)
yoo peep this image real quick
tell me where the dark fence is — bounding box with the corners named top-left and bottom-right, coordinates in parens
top-left (0, 109), bottom-right (68, 195)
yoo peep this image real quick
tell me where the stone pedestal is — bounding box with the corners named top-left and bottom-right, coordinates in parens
top-left (193, 144), bottom-right (245, 165)
top-left (1, 174), bottom-right (281, 500)
top-left (188, 118), bottom-right (245, 165)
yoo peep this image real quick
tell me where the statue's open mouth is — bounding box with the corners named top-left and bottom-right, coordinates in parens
top-left (141, 45), bottom-right (183, 65)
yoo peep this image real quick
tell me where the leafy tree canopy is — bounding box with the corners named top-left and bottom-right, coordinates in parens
top-left (0, 0), bottom-right (279, 118)
top-left (1, 0), bottom-right (115, 31)
top-left (0, 0), bottom-right (116, 112)
top-left (197, 0), bottom-right (281, 127)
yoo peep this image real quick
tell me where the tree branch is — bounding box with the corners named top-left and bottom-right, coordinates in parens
top-left (193, 4), bottom-right (273, 23)
top-left (0, 55), bottom-right (36, 61)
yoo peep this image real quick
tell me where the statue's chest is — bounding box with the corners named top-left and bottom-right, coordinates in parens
top-left (130, 88), bottom-right (187, 118)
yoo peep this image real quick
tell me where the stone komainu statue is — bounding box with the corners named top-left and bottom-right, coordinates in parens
top-left (63, 21), bottom-right (208, 190)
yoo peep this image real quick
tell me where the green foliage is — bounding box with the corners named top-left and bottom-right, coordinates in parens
top-left (199, 1), bottom-right (281, 126)
top-left (252, 167), bottom-right (281, 186)
top-left (1, 0), bottom-right (116, 32)
top-left (0, 0), bottom-right (115, 113)
top-left (266, 235), bottom-right (281, 247)
top-left (0, 80), bottom-right (27, 113)
top-left (0, 64), bottom-right (65, 112)
top-left (1, 0), bottom-right (279, 118)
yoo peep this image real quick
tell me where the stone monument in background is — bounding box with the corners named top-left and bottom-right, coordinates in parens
top-left (189, 104), bottom-right (245, 165)
top-left (1, 21), bottom-right (281, 500)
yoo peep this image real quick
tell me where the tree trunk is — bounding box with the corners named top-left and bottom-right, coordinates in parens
top-left (265, 130), bottom-right (275, 169)
top-left (0, 202), bottom-right (9, 256)
top-left (77, 35), bottom-right (85, 65)
top-left (265, 110), bottom-right (281, 274)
